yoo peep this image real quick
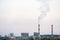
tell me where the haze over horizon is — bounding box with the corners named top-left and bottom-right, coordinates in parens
top-left (0, 0), bottom-right (60, 36)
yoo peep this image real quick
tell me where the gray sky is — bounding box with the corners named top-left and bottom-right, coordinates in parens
top-left (0, 0), bottom-right (60, 36)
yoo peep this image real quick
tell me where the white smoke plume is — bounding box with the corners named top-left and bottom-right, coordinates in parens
top-left (38, 0), bottom-right (49, 21)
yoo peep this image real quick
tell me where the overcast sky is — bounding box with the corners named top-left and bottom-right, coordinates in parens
top-left (0, 0), bottom-right (60, 36)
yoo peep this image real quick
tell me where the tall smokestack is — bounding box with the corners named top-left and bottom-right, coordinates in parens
top-left (38, 24), bottom-right (40, 40)
top-left (38, 16), bottom-right (40, 40)
top-left (37, 0), bottom-right (50, 40)
top-left (51, 24), bottom-right (53, 38)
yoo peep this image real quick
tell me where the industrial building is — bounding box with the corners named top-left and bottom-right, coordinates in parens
top-left (21, 33), bottom-right (29, 40)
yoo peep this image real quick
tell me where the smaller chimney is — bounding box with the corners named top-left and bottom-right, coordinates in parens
top-left (51, 24), bottom-right (53, 38)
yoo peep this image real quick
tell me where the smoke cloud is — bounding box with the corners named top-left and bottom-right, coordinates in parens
top-left (38, 0), bottom-right (49, 21)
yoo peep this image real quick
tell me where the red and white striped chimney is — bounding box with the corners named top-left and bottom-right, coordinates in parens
top-left (51, 24), bottom-right (53, 37)
top-left (38, 24), bottom-right (40, 40)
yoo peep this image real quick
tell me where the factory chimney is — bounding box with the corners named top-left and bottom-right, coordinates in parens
top-left (38, 24), bottom-right (40, 40)
top-left (51, 24), bottom-right (53, 38)
top-left (50, 24), bottom-right (54, 40)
